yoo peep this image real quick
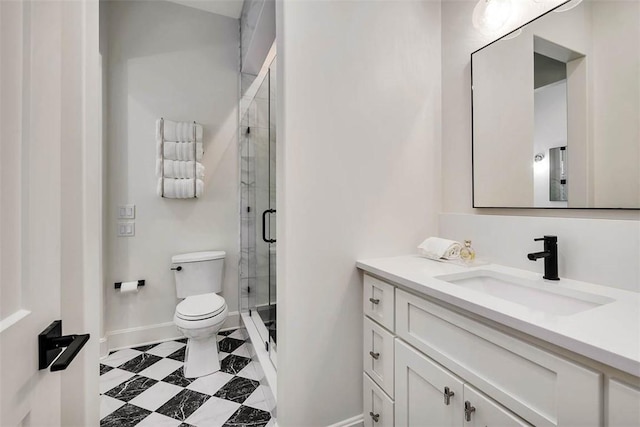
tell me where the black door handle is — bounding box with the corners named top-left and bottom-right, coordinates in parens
top-left (39, 320), bottom-right (90, 372)
top-left (262, 209), bottom-right (276, 243)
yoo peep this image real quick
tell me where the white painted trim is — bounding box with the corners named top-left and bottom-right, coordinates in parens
top-left (99, 337), bottom-right (109, 359)
top-left (326, 414), bottom-right (365, 427)
top-left (241, 312), bottom-right (277, 399)
top-left (0, 309), bottom-right (31, 333)
top-left (105, 311), bottom-right (240, 352)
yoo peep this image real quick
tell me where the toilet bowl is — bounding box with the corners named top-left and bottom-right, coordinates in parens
top-left (171, 251), bottom-right (227, 378)
top-left (174, 293), bottom-right (228, 378)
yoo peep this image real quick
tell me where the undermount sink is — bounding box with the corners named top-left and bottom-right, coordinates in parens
top-left (434, 270), bottom-right (615, 316)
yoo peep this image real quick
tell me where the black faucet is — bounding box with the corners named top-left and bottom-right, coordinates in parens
top-left (527, 235), bottom-right (560, 281)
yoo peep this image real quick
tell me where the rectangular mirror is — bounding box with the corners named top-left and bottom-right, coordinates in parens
top-left (471, 0), bottom-right (639, 209)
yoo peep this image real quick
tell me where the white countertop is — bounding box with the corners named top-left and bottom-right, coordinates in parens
top-left (356, 255), bottom-right (640, 377)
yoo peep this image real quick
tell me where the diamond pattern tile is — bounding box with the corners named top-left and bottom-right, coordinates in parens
top-left (99, 329), bottom-right (273, 427)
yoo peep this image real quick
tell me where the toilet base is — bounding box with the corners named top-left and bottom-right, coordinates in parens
top-left (183, 336), bottom-right (220, 378)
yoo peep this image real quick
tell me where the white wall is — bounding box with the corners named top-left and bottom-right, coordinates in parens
top-left (103, 0), bottom-right (240, 348)
top-left (277, 1), bottom-right (441, 425)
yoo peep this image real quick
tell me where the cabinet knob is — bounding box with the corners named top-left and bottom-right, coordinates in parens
top-left (443, 386), bottom-right (455, 405)
top-left (369, 411), bottom-right (380, 422)
top-left (369, 351), bottom-right (380, 360)
top-left (464, 401), bottom-right (476, 422)
top-left (369, 297), bottom-right (380, 305)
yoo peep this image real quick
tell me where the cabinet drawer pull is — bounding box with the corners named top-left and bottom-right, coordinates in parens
top-left (464, 401), bottom-right (476, 422)
top-left (369, 411), bottom-right (380, 422)
top-left (369, 351), bottom-right (380, 360)
top-left (443, 386), bottom-right (455, 405)
top-left (369, 297), bottom-right (380, 304)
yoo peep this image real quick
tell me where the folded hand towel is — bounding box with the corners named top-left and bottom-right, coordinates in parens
top-left (156, 119), bottom-right (203, 142)
top-left (157, 178), bottom-right (204, 199)
top-left (156, 159), bottom-right (205, 179)
top-left (156, 140), bottom-right (204, 161)
top-left (417, 237), bottom-right (462, 260)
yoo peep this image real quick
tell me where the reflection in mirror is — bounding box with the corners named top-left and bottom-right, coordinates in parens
top-left (472, 0), bottom-right (640, 209)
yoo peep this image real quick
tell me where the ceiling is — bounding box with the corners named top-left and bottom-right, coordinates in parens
top-left (167, 0), bottom-right (244, 19)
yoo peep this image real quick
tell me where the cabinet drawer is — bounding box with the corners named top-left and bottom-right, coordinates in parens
top-left (364, 316), bottom-right (395, 398)
top-left (608, 378), bottom-right (640, 427)
top-left (396, 289), bottom-right (601, 427)
top-left (364, 373), bottom-right (394, 427)
top-left (364, 274), bottom-right (395, 332)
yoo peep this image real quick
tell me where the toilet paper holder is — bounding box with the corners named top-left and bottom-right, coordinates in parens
top-left (114, 280), bottom-right (145, 289)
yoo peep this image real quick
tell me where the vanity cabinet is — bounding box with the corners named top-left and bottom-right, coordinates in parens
top-left (361, 272), bottom-right (618, 427)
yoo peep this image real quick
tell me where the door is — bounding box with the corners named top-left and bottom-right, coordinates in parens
top-left (462, 385), bottom-right (533, 427)
top-left (395, 340), bottom-right (464, 427)
top-left (0, 0), bottom-right (101, 425)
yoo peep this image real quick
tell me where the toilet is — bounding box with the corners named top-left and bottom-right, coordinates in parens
top-left (172, 250), bottom-right (228, 378)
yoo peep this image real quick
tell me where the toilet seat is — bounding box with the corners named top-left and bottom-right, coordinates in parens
top-left (176, 293), bottom-right (226, 321)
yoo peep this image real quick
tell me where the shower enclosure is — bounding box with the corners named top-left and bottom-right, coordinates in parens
top-left (240, 59), bottom-right (277, 367)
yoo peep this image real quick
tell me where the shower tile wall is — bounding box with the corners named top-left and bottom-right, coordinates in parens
top-left (240, 73), bottom-right (271, 313)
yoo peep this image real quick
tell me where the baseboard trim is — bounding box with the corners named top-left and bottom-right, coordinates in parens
top-left (327, 414), bottom-right (364, 427)
top-left (105, 311), bottom-right (241, 352)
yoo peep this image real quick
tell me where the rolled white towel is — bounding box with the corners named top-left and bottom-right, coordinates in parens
top-left (161, 160), bottom-right (204, 179)
top-left (156, 119), bottom-right (203, 142)
top-left (157, 178), bottom-right (204, 199)
top-left (417, 237), bottom-right (462, 260)
top-left (161, 141), bottom-right (203, 161)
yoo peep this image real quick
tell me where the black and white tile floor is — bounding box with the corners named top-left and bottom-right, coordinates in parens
top-left (100, 329), bottom-right (275, 427)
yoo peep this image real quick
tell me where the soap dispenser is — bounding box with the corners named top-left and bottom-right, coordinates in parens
top-left (460, 240), bottom-right (476, 263)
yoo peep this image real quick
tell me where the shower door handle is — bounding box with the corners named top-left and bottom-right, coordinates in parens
top-left (262, 209), bottom-right (276, 243)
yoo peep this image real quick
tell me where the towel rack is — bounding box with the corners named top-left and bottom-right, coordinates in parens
top-left (159, 118), bottom-right (199, 198)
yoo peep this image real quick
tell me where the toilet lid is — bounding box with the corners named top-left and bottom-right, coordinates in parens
top-left (176, 293), bottom-right (226, 320)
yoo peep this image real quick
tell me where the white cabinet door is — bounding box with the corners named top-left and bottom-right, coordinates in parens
top-left (364, 373), bottom-right (394, 427)
top-left (608, 378), bottom-right (640, 427)
top-left (463, 385), bottom-right (533, 427)
top-left (395, 340), bottom-right (464, 427)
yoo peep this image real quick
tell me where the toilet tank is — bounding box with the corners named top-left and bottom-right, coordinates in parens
top-left (172, 251), bottom-right (225, 298)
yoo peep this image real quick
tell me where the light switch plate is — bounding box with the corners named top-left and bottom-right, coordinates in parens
top-left (117, 221), bottom-right (135, 237)
top-left (118, 205), bottom-right (135, 219)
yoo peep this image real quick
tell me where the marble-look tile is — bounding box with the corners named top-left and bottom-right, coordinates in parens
top-left (162, 367), bottom-right (195, 388)
top-left (178, 424), bottom-right (196, 427)
top-left (156, 389), bottom-right (210, 421)
top-left (167, 346), bottom-right (186, 362)
top-left (218, 338), bottom-right (244, 354)
top-left (218, 351), bottom-right (230, 361)
top-left (222, 405), bottom-right (271, 427)
top-left (231, 343), bottom-right (251, 358)
top-left (100, 368), bottom-right (135, 394)
top-left (134, 412), bottom-right (182, 427)
top-left (176, 338), bottom-right (188, 344)
top-left (129, 381), bottom-right (183, 412)
top-left (236, 361), bottom-right (263, 382)
top-left (264, 418), bottom-right (276, 427)
top-left (242, 386), bottom-right (270, 412)
top-left (100, 394), bottom-right (125, 419)
top-left (100, 364), bottom-right (114, 375)
top-left (105, 375), bottom-right (158, 402)
top-left (100, 403), bottom-right (151, 427)
top-left (228, 329), bottom-right (248, 341)
top-left (218, 330), bottom-right (235, 337)
top-left (119, 353), bottom-right (162, 374)
top-left (138, 357), bottom-right (183, 381)
top-left (132, 344), bottom-right (157, 352)
top-left (184, 396), bottom-right (240, 427)
top-left (187, 371), bottom-right (234, 396)
top-left (102, 348), bottom-right (143, 368)
top-left (220, 355), bottom-right (251, 375)
top-left (213, 377), bottom-right (259, 404)
top-left (147, 341), bottom-right (186, 358)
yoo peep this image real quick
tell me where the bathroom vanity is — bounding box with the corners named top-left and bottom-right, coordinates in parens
top-left (357, 256), bottom-right (640, 426)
